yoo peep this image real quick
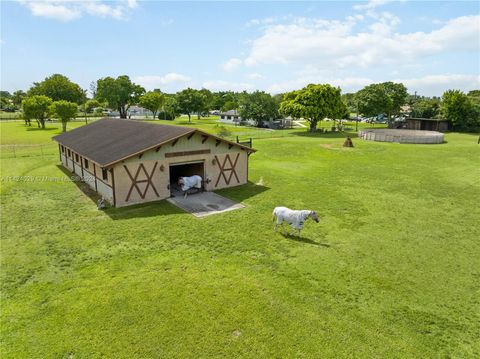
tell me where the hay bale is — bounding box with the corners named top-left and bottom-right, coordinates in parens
top-left (343, 136), bottom-right (354, 147)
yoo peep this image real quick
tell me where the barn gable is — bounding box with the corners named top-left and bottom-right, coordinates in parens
top-left (53, 118), bottom-right (256, 207)
top-left (53, 118), bottom-right (255, 168)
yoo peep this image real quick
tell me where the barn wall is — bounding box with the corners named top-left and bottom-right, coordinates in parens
top-left (61, 153), bottom-right (74, 172)
top-left (114, 133), bottom-right (249, 207)
top-left (59, 148), bottom-right (114, 205)
top-left (113, 160), bottom-right (170, 207)
top-left (438, 121), bottom-right (449, 132)
top-left (406, 120), bottom-right (421, 130)
top-left (58, 132), bottom-right (252, 207)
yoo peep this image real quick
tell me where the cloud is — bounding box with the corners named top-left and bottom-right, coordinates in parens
top-left (17, 0), bottom-right (138, 21)
top-left (222, 58), bottom-right (242, 72)
top-left (266, 73), bottom-right (479, 96)
top-left (398, 74), bottom-right (480, 96)
top-left (267, 77), bottom-right (374, 94)
top-left (160, 18), bottom-right (174, 27)
top-left (134, 73), bottom-right (192, 91)
top-left (18, 1), bottom-right (81, 21)
top-left (126, 0), bottom-right (138, 9)
top-left (83, 2), bottom-right (123, 20)
top-left (202, 80), bottom-right (254, 92)
top-left (243, 15), bottom-right (480, 70)
top-left (247, 73), bottom-right (264, 80)
top-left (353, 0), bottom-right (389, 11)
top-left (245, 16), bottom-right (285, 28)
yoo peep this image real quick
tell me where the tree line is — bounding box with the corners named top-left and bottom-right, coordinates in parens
top-left (1, 73), bottom-right (479, 132)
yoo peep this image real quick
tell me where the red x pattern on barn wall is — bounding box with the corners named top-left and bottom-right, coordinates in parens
top-left (124, 162), bottom-right (159, 202)
top-left (215, 153), bottom-right (240, 187)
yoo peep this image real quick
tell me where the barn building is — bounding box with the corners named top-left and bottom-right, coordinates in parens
top-left (405, 118), bottom-right (450, 132)
top-left (53, 118), bottom-right (256, 207)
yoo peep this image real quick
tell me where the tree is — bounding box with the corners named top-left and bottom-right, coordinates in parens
top-left (411, 98), bottom-right (440, 118)
top-left (159, 96), bottom-right (180, 120)
top-left (85, 99), bottom-right (101, 113)
top-left (467, 90), bottom-right (480, 107)
top-left (238, 91), bottom-right (278, 127)
top-left (199, 88), bottom-right (213, 116)
top-left (383, 82), bottom-right (408, 119)
top-left (212, 91), bottom-right (239, 111)
top-left (22, 95), bottom-right (52, 128)
top-left (0, 96), bottom-right (10, 110)
top-left (356, 82), bottom-right (407, 124)
top-left (139, 91), bottom-right (165, 119)
top-left (12, 90), bottom-right (27, 108)
top-left (96, 75), bottom-right (145, 118)
top-left (341, 93), bottom-right (357, 115)
top-left (28, 74), bottom-right (85, 104)
top-left (0, 91), bottom-right (13, 111)
top-left (280, 84), bottom-right (346, 132)
top-left (50, 100), bottom-right (78, 132)
top-left (0, 91), bottom-right (11, 99)
top-left (221, 100), bottom-right (238, 112)
top-left (89, 81), bottom-right (97, 98)
top-left (176, 88), bottom-right (205, 122)
top-left (441, 90), bottom-right (479, 131)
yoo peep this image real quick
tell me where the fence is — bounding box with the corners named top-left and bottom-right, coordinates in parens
top-left (236, 136), bottom-right (253, 148)
top-left (1, 144), bottom-right (58, 159)
top-left (0, 116), bottom-right (104, 122)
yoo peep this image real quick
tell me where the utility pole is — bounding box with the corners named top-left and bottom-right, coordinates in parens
top-left (355, 101), bottom-right (359, 132)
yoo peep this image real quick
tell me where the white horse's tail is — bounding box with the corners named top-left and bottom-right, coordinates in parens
top-left (272, 208), bottom-right (277, 222)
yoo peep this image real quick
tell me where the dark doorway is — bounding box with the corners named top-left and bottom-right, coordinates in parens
top-left (169, 161), bottom-right (205, 195)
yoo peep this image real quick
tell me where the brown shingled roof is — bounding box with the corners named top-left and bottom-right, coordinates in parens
top-left (53, 118), bottom-right (194, 167)
top-left (52, 118), bottom-right (255, 167)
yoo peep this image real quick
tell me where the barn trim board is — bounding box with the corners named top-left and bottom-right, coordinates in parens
top-left (53, 118), bottom-right (256, 207)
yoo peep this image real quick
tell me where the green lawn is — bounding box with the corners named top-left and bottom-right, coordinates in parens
top-left (1, 120), bottom-right (479, 358)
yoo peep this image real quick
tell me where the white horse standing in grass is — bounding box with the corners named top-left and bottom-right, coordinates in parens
top-left (273, 206), bottom-right (320, 236)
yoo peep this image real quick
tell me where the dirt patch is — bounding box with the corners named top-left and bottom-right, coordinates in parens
top-left (320, 143), bottom-right (336, 149)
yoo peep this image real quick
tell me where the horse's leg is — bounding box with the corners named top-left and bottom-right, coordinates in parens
top-left (282, 223), bottom-right (288, 236)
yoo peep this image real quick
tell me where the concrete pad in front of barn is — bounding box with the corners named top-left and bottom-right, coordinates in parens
top-left (167, 191), bottom-right (245, 217)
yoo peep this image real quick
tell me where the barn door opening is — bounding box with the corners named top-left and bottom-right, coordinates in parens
top-left (169, 161), bottom-right (205, 196)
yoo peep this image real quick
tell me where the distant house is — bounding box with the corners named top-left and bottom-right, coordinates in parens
top-left (405, 117), bottom-right (450, 132)
top-left (219, 110), bottom-right (241, 124)
top-left (127, 106), bottom-right (154, 118)
top-left (400, 105), bottom-right (412, 117)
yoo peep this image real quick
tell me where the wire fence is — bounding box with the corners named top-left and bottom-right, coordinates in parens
top-left (0, 116), bottom-right (104, 123)
top-left (1, 144), bottom-right (58, 159)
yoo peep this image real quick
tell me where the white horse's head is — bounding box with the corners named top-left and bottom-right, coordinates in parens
top-left (309, 211), bottom-right (320, 223)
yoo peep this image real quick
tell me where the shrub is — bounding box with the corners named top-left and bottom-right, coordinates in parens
top-left (157, 111), bottom-right (175, 121)
top-left (216, 126), bottom-right (231, 138)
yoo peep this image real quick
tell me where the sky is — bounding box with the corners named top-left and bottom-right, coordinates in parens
top-left (1, 0), bottom-right (479, 96)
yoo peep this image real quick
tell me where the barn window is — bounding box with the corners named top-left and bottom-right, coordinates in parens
top-left (84, 159), bottom-right (89, 169)
top-left (102, 169), bottom-right (108, 181)
top-left (67, 149), bottom-right (71, 157)
top-left (75, 153), bottom-right (79, 162)
top-left (61, 146), bottom-right (64, 153)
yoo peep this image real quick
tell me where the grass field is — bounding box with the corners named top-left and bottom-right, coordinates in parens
top-left (1, 119), bottom-right (479, 358)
